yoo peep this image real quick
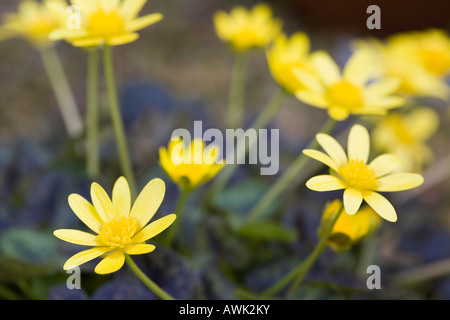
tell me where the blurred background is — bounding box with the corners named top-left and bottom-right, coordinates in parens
top-left (0, 0), bottom-right (449, 300)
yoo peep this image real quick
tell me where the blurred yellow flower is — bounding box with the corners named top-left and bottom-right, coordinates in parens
top-left (54, 177), bottom-right (176, 274)
top-left (372, 107), bottom-right (439, 172)
top-left (0, 0), bottom-right (67, 47)
top-left (358, 29), bottom-right (450, 100)
top-left (266, 32), bottom-right (313, 93)
top-left (159, 138), bottom-right (224, 192)
top-left (50, 0), bottom-right (163, 47)
top-left (303, 124), bottom-right (424, 222)
top-left (320, 199), bottom-right (381, 251)
top-left (294, 49), bottom-right (405, 121)
top-left (213, 3), bottom-right (281, 52)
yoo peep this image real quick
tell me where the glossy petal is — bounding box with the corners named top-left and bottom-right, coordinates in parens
top-left (363, 191), bottom-right (397, 222)
top-left (348, 124), bottom-right (370, 163)
top-left (94, 249), bottom-right (125, 274)
top-left (376, 173), bottom-right (424, 192)
top-left (343, 188), bottom-right (363, 215)
top-left (129, 178), bottom-right (165, 229)
top-left (368, 154), bottom-right (401, 177)
top-left (302, 149), bottom-right (338, 171)
top-left (316, 133), bottom-right (348, 166)
top-left (343, 49), bottom-right (377, 85)
top-left (306, 175), bottom-right (346, 191)
top-left (63, 247), bottom-right (112, 270)
top-left (53, 229), bottom-right (99, 246)
top-left (68, 194), bottom-right (102, 233)
top-left (112, 176), bottom-right (131, 218)
top-left (312, 51), bottom-right (341, 86)
top-left (120, 0), bottom-right (147, 19)
top-left (125, 244), bottom-right (156, 255)
top-left (132, 214), bottom-right (176, 243)
top-left (126, 13), bottom-right (163, 32)
top-left (106, 33), bottom-right (139, 46)
top-left (91, 182), bottom-right (117, 222)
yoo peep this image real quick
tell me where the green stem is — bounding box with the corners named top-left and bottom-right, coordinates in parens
top-left (103, 45), bottom-right (137, 200)
top-left (263, 202), bottom-right (344, 297)
top-left (227, 52), bottom-right (248, 129)
top-left (125, 254), bottom-right (175, 300)
top-left (86, 48), bottom-right (100, 178)
top-left (39, 45), bottom-right (84, 138)
top-left (163, 188), bottom-right (189, 246)
top-left (208, 88), bottom-right (288, 201)
top-left (246, 117), bottom-right (336, 223)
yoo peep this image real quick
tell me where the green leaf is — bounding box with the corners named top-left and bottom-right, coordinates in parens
top-left (237, 221), bottom-right (297, 243)
top-left (0, 227), bottom-right (59, 265)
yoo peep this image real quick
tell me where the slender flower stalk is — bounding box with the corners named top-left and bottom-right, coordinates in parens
top-left (262, 202), bottom-right (344, 297)
top-left (245, 117), bottom-right (336, 223)
top-left (86, 48), bottom-right (100, 178)
top-left (39, 44), bottom-right (84, 138)
top-left (125, 254), bottom-right (175, 300)
top-left (228, 52), bottom-right (248, 129)
top-left (209, 88), bottom-right (289, 199)
top-left (103, 44), bottom-right (137, 200)
top-left (162, 188), bottom-right (190, 247)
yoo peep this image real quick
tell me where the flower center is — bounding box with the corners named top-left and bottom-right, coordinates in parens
top-left (338, 159), bottom-right (378, 190)
top-left (88, 9), bottom-right (124, 38)
top-left (420, 48), bottom-right (450, 76)
top-left (326, 80), bottom-right (363, 110)
top-left (97, 216), bottom-right (138, 249)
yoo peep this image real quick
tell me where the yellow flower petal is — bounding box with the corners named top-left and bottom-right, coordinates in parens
top-left (68, 194), bottom-right (102, 233)
top-left (363, 191), bottom-right (397, 222)
top-left (328, 106), bottom-right (350, 121)
top-left (125, 244), bottom-right (156, 255)
top-left (106, 33), bottom-right (139, 46)
top-left (91, 182), bottom-right (118, 222)
top-left (364, 78), bottom-right (401, 99)
top-left (366, 96), bottom-right (405, 109)
top-left (292, 68), bottom-right (324, 93)
top-left (53, 229), bottom-right (99, 246)
top-left (311, 51), bottom-right (341, 86)
top-left (368, 154), bottom-right (401, 177)
top-left (63, 247), bottom-right (112, 270)
top-left (316, 133), bottom-right (348, 166)
top-left (343, 188), bottom-right (363, 215)
top-left (302, 149), bottom-right (338, 171)
top-left (71, 37), bottom-right (105, 47)
top-left (295, 90), bottom-right (328, 108)
top-left (126, 13), bottom-right (163, 32)
top-left (343, 49), bottom-right (377, 86)
top-left (120, 0), bottom-right (147, 19)
top-left (112, 176), bottom-right (131, 218)
top-left (132, 214), bottom-right (176, 243)
top-left (376, 173), bottom-right (424, 192)
top-left (129, 178), bottom-right (165, 229)
top-left (348, 124), bottom-right (370, 163)
top-left (94, 249), bottom-right (125, 274)
top-left (306, 175), bottom-right (346, 191)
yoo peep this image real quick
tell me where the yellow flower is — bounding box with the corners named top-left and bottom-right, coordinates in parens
top-left (358, 29), bottom-right (450, 99)
top-left (50, 0), bottom-right (163, 47)
top-left (320, 200), bottom-right (381, 251)
top-left (303, 124), bottom-right (424, 222)
top-left (54, 177), bottom-right (176, 274)
top-left (0, 0), bottom-right (67, 47)
top-left (294, 49), bottom-right (405, 121)
top-left (372, 107), bottom-right (439, 172)
top-left (213, 3), bottom-right (281, 52)
top-left (159, 138), bottom-right (224, 191)
top-left (266, 32), bottom-right (313, 93)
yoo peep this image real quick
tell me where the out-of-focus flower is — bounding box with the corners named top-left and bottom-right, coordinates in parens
top-left (54, 177), bottom-right (176, 274)
top-left (50, 0), bottom-right (163, 47)
top-left (266, 32), bottom-right (313, 93)
top-left (303, 124), bottom-right (424, 222)
top-left (372, 107), bottom-right (439, 172)
top-left (213, 3), bottom-right (281, 52)
top-left (159, 138), bottom-right (224, 192)
top-left (0, 0), bottom-right (67, 47)
top-left (294, 49), bottom-right (405, 121)
top-left (319, 199), bottom-right (381, 251)
top-left (358, 29), bottom-right (450, 100)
